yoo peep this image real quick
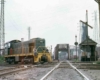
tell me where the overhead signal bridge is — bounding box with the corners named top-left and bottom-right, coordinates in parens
top-left (54, 44), bottom-right (70, 60)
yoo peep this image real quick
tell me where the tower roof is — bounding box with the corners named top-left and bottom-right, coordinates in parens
top-left (79, 38), bottom-right (97, 46)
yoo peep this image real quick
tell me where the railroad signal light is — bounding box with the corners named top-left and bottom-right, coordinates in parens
top-left (74, 42), bottom-right (78, 45)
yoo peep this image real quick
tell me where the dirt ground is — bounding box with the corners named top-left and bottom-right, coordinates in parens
top-left (0, 67), bottom-right (53, 80)
top-left (79, 69), bottom-right (100, 80)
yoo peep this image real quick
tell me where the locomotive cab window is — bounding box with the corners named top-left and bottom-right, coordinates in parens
top-left (8, 43), bottom-right (11, 48)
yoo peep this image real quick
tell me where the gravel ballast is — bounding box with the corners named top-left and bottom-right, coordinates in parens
top-left (0, 67), bottom-right (53, 80)
top-left (80, 69), bottom-right (100, 80)
top-left (46, 68), bottom-right (83, 80)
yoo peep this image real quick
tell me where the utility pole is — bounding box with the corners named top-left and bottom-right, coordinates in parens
top-left (86, 10), bottom-right (88, 39)
top-left (86, 10), bottom-right (89, 53)
top-left (28, 27), bottom-right (31, 40)
top-left (0, 0), bottom-right (5, 55)
top-left (80, 11), bottom-right (93, 46)
top-left (95, 0), bottom-right (100, 43)
top-left (93, 11), bottom-right (98, 43)
top-left (80, 11), bottom-right (93, 38)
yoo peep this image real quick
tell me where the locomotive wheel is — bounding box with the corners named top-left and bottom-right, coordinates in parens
top-left (14, 61), bottom-right (18, 64)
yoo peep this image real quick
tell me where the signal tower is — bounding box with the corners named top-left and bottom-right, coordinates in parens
top-left (0, 0), bottom-right (5, 54)
top-left (95, 0), bottom-right (100, 44)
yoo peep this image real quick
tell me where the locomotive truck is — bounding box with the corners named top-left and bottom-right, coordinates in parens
top-left (4, 38), bottom-right (52, 64)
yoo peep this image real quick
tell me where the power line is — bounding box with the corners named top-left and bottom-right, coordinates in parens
top-left (5, 13), bottom-right (28, 35)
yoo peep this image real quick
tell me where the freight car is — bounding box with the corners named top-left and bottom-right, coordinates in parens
top-left (4, 38), bottom-right (52, 64)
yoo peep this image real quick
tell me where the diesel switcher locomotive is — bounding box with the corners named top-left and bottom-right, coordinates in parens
top-left (4, 38), bottom-right (52, 64)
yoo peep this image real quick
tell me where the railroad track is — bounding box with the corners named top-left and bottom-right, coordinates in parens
top-left (40, 61), bottom-right (90, 80)
top-left (0, 65), bottom-right (33, 77)
top-left (72, 62), bottom-right (100, 69)
top-left (35, 62), bottom-right (58, 68)
top-left (0, 67), bottom-right (17, 73)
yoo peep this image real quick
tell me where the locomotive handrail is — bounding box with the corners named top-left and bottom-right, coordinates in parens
top-left (35, 46), bottom-right (49, 53)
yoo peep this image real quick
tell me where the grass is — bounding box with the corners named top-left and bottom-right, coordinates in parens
top-left (93, 61), bottom-right (100, 64)
top-left (73, 59), bottom-right (80, 62)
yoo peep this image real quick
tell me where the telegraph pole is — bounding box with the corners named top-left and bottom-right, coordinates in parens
top-left (86, 10), bottom-right (89, 52)
top-left (80, 10), bottom-right (93, 40)
top-left (0, 0), bottom-right (5, 55)
top-left (28, 27), bottom-right (31, 40)
top-left (86, 10), bottom-right (88, 39)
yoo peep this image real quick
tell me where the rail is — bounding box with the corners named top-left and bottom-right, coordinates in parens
top-left (40, 61), bottom-right (90, 80)
top-left (40, 62), bottom-right (61, 80)
top-left (67, 60), bottom-right (89, 80)
top-left (0, 67), bottom-right (16, 72)
top-left (0, 66), bottom-right (31, 77)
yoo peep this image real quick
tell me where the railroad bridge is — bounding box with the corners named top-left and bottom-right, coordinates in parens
top-left (54, 44), bottom-right (70, 60)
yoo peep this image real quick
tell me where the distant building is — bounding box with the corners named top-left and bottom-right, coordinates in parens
top-left (70, 46), bottom-right (81, 60)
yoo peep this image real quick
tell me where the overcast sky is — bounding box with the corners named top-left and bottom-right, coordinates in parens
top-left (4, 0), bottom-right (98, 50)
